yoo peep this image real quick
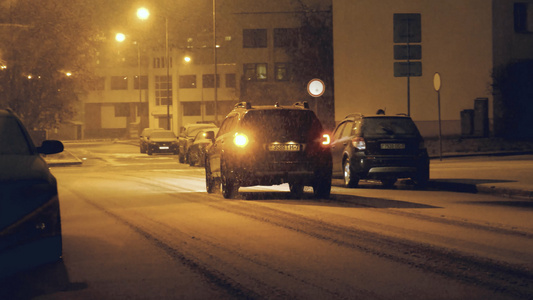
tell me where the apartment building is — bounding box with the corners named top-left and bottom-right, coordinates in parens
top-left (81, 0), bottom-right (332, 138)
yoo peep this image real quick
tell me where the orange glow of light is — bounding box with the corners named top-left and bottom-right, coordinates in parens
top-left (234, 133), bottom-right (248, 147)
top-left (322, 134), bottom-right (330, 145)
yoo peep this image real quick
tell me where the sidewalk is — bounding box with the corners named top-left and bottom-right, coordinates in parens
top-left (44, 139), bottom-right (533, 201)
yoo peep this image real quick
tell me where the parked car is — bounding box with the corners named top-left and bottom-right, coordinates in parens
top-left (205, 101), bottom-right (332, 199)
top-left (139, 128), bottom-right (163, 153)
top-left (145, 130), bottom-right (179, 155)
top-left (330, 112), bottom-right (429, 188)
top-left (178, 123), bottom-right (217, 163)
top-left (187, 128), bottom-right (219, 167)
top-left (0, 109), bottom-right (64, 278)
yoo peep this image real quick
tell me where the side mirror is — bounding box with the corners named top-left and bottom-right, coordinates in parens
top-left (37, 140), bottom-right (64, 155)
top-left (205, 131), bottom-right (215, 142)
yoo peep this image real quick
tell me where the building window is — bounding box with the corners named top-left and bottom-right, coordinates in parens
top-left (274, 28), bottom-right (298, 48)
top-left (202, 74), bottom-right (220, 88)
top-left (206, 101), bottom-right (235, 116)
top-left (243, 29), bottom-right (267, 48)
top-left (155, 75), bottom-right (172, 106)
top-left (115, 103), bottom-right (130, 117)
top-left (153, 57), bottom-right (173, 68)
top-left (225, 73), bottom-right (236, 88)
top-left (110, 76), bottom-right (128, 90)
top-left (134, 75), bottom-right (148, 90)
top-left (182, 102), bottom-right (201, 116)
top-left (243, 63), bottom-right (267, 81)
top-left (180, 75), bottom-right (196, 88)
top-left (89, 77), bottom-right (105, 90)
top-left (515, 3), bottom-right (533, 33)
top-left (274, 63), bottom-right (291, 81)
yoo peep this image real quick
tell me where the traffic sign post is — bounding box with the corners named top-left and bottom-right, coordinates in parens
top-left (393, 13), bottom-right (422, 116)
top-left (434, 72), bottom-right (443, 161)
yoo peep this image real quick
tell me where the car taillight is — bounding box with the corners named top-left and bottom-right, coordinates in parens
top-left (234, 133), bottom-right (249, 147)
top-left (352, 137), bottom-right (366, 150)
top-left (321, 134), bottom-right (330, 145)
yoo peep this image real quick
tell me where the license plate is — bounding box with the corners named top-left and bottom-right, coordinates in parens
top-left (159, 146), bottom-right (170, 150)
top-left (268, 143), bottom-right (300, 152)
top-left (380, 143), bottom-right (405, 149)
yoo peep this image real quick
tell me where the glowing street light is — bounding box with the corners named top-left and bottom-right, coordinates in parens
top-left (137, 7), bottom-right (150, 20)
top-left (137, 7), bottom-right (171, 131)
top-left (115, 32), bottom-right (126, 43)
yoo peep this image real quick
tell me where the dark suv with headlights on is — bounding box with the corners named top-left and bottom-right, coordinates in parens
top-left (331, 113), bottom-right (429, 188)
top-left (205, 101), bottom-right (332, 199)
top-left (0, 109), bottom-right (64, 278)
top-left (145, 130), bottom-right (179, 155)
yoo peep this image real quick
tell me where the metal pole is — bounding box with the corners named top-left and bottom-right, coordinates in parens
top-left (213, 0), bottom-right (218, 124)
top-left (166, 17), bottom-right (170, 130)
top-left (406, 19), bottom-right (410, 116)
top-left (137, 42), bottom-right (142, 128)
top-left (438, 89), bottom-right (442, 161)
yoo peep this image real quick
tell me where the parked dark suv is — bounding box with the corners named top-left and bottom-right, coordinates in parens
top-left (205, 101), bottom-right (332, 199)
top-left (331, 113), bottom-right (429, 187)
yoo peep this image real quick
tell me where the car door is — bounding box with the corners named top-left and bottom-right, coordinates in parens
top-left (330, 121), bottom-right (347, 176)
top-left (208, 115), bottom-right (237, 176)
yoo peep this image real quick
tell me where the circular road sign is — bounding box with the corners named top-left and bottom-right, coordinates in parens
top-left (433, 72), bottom-right (441, 92)
top-left (308, 78), bottom-right (325, 97)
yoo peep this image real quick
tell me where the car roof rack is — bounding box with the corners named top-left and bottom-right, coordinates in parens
top-left (234, 101), bottom-right (252, 109)
top-left (293, 101), bottom-right (309, 109)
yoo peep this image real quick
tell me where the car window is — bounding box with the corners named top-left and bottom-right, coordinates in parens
top-left (218, 116), bottom-right (237, 136)
top-left (341, 121), bottom-right (354, 138)
top-left (361, 117), bottom-right (420, 137)
top-left (0, 116), bottom-right (32, 155)
top-left (187, 125), bottom-right (216, 137)
top-left (332, 123), bottom-right (346, 140)
top-left (150, 131), bottom-right (176, 139)
top-left (241, 110), bottom-right (322, 141)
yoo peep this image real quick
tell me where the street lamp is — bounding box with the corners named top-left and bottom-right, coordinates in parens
top-left (213, 0), bottom-right (218, 124)
top-left (115, 32), bottom-right (143, 130)
top-left (137, 7), bottom-right (171, 131)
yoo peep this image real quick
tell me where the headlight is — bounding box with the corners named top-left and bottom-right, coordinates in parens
top-left (234, 133), bottom-right (249, 147)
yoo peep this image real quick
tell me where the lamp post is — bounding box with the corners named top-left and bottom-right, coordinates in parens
top-left (213, 0), bottom-right (218, 124)
top-left (138, 7), bottom-right (171, 131)
top-left (115, 32), bottom-right (143, 131)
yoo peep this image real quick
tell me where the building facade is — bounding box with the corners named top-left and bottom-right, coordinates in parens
top-left (81, 0), bottom-right (332, 139)
top-left (333, 0), bottom-right (533, 137)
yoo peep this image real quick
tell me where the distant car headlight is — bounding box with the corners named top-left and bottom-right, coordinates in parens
top-left (234, 133), bottom-right (249, 147)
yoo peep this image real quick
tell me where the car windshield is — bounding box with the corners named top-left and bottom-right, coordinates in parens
top-left (362, 117), bottom-right (420, 138)
top-left (150, 131), bottom-right (176, 139)
top-left (241, 110), bottom-right (322, 142)
top-left (0, 116), bottom-right (32, 155)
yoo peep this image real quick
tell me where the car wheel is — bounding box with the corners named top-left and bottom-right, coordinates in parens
top-left (205, 159), bottom-right (218, 193)
top-left (289, 182), bottom-right (304, 197)
top-left (381, 178), bottom-right (397, 187)
top-left (343, 159), bottom-right (359, 188)
top-left (313, 169), bottom-right (332, 199)
top-left (220, 159), bottom-right (237, 199)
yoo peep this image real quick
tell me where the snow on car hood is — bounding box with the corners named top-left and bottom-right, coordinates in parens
top-left (0, 155), bottom-right (55, 182)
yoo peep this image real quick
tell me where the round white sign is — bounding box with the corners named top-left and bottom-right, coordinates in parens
top-left (308, 79), bottom-right (325, 97)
